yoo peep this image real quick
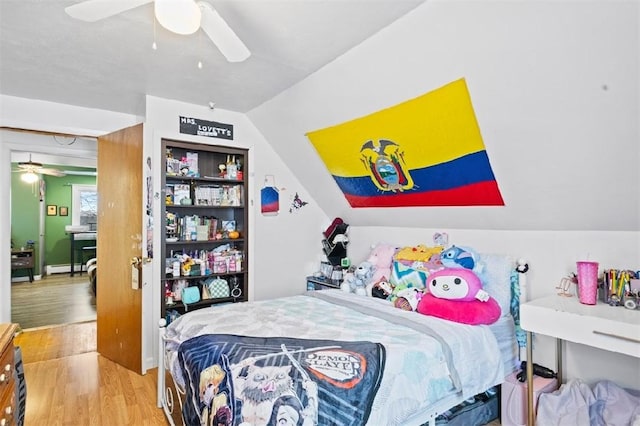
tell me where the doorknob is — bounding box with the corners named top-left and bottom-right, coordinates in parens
top-left (131, 257), bottom-right (152, 266)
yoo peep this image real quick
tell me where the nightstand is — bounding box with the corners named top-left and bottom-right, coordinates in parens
top-left (306, 275), bottom-right (341, 291)
top-left (520, 295), bottom-right (640, 425)
top-left (11, 249), bottom-right (34, 283)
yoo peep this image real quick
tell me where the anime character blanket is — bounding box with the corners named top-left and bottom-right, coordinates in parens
top-left (178, 334), bottom-right (385, 426)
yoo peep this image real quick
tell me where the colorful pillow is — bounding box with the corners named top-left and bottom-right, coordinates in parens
top-left (389, 260), bottom-right (428, 290)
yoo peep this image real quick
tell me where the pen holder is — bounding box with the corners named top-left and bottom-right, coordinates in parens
top-left (576, 261), bottom-right (598, 305)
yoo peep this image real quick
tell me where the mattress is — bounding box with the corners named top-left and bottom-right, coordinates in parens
top-left (162, 290), bottom-right (518, 426)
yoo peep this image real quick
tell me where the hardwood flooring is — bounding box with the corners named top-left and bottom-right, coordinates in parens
top-left (11, 273), bottom-right (96, 330)
top-left (14, 321), bottom-right (168, 425)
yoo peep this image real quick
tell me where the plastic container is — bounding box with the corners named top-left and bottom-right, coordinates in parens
top-left (576, 261), bottom-right (599, 305)
top-left (501, 372), bottom-right (557, 426)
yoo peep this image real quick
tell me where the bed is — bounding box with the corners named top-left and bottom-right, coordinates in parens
top-left (158, 255), bottom-right (527, 426)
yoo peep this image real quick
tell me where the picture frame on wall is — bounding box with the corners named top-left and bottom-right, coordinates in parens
top-left (59, 206), bottom-right (68, 216)
top-left (47, 205), bottom-right (57, 216)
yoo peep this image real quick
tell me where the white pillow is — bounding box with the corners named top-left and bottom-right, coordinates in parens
top-left (477, 253), bottom-right (515, 317)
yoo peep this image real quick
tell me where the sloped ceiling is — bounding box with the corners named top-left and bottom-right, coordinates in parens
top-left (0, 0), bottom-right (426, 115)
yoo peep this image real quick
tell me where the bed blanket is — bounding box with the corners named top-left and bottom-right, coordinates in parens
top-left (178, 334), bottom-right (385, 425)
top-left (164, 290), bottom-right (505, 425)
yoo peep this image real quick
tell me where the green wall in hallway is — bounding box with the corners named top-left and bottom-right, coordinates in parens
top-left (11, 165), bottom-right (96, 277)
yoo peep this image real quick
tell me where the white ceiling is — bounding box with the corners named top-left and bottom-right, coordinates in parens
top-left (0, 0), bottom-right (425, 116)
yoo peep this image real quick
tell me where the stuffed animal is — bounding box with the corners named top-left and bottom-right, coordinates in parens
top-left (341, 261), bottom-right (374, 296)
top-left (370, 279), bottom-right (395, 299)
top-left (393, 287), bottom-right (424, 311)
top-left (416, 268), bottom-right (501, 325)
top-left (395, 244), bottom-right (444, 263)
top-left (365, 243), bottom-right (397, 295)
top-left (440, 245), bottom-right (484, 274)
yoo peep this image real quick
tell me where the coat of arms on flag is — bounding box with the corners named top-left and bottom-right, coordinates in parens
top-left (306, 78), bottom-right (504, 207)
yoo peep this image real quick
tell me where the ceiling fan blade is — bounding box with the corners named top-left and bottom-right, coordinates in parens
top-left (198, 1), bottom-right (250, 63)
top-left (39, 168), bottom-right (67, 177)
top-left (65, 0), bottom-right (154, 22)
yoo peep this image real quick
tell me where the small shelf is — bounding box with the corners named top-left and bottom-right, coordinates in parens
top-left (321, 219), bottom-right (349, 266)
top-left (166, 238), bottom-right (244, 245)
top-left (162, 271), bottom-right (245, 282)
top-left (166, 175), bottom-right (244, 185)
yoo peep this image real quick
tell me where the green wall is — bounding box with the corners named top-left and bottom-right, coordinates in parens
top-left (11, 165), bottom-right (96, 276)
top-left (10, 172), bottom-right (40, 278)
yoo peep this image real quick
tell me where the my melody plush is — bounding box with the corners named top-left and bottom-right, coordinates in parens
top-left (416, 267), bottom-right (501, 325)
top-left (341, 261), bottom-right (375, 296)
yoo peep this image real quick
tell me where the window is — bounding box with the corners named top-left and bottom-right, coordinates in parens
top-left (72, 184), bottom-right (98, 231)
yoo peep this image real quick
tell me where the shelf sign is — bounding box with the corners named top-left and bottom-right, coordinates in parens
top-left (179, 116), bottom-right (234, 140)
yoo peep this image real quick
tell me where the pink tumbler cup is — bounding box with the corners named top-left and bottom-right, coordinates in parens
top-left (576, 261), bottom-right (598, 305)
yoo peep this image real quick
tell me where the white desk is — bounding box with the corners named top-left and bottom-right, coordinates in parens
top-left (67, 231), bottom-right (97, 277)
top-left (520, 295), bottom-right (640, 425)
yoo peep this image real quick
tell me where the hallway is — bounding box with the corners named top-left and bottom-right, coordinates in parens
top-left (11, 273), bottom-right (96, 330)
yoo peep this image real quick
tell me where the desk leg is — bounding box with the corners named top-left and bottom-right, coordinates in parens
top-left (556, 338), bottom-right (563, 384)
top-left (70, 235), bottom-right (75, 277)
top-left (526, 331), bottom-right (534, 426)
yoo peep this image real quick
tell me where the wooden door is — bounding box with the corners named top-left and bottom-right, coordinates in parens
top-left (96, 123), bottom-right (143, 373)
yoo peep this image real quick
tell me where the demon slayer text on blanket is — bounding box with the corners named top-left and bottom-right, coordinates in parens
top-left (178, 334), bottom-right (386, 426)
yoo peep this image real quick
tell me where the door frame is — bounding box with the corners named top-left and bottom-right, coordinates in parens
top-left (1, 130), bottom-right (98, 323)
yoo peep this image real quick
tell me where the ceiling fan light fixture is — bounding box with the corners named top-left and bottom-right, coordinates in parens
top-left (21, 171), bottom-right (39, 184)
top-left (155, 0), bottom-right (202, 35)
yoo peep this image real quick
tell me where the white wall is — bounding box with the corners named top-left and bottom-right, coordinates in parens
top-left (248, 0), bottom-right (639, 232)
top-left (143, 95), bottom-right (329, 371)
top-left (347, 226), bottom-right (640, 390)
top-left (246, 0), bottom-right (640, 391)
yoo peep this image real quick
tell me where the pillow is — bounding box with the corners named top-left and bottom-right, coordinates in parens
top-left (389, 260), bottom-right (428, 290)
top-left (416, 268), bottom-right (501, 325)
top-left (476, 253), bottom-right (515, 317)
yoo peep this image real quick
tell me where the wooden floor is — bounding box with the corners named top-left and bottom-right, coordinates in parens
top-left (11, 273), bottom-right (96, 330)
top-left (14, 321), bottom-right (168, 425)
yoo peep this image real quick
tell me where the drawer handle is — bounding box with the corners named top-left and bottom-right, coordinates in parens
top-left (3, 365), bottom-right (9, 372)
top-left (3, 406), bottom-right (10, 416)
top-left (0, 374), bottom-right (5, 383)
top-left (593, 330), bottom-right (640, 344)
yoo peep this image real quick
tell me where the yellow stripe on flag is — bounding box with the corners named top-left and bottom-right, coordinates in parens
top-left (306, 78), bottom-right (485, 177)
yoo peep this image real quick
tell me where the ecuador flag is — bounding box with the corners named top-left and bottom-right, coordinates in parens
top-left (306, 78), bottom-right (504, 207)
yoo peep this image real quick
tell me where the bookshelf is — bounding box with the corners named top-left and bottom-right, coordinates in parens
top-left (161, 139), bottom-right (248, 322)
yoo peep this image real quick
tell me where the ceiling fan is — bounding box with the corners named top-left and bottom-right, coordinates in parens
top-left (13, 155), bottom-right (67, 182)
top-left (64, 0), bottom-right (251, 62)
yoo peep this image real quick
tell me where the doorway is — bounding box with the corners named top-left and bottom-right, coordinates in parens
top-left (8, 132), bottom-right (98, 330)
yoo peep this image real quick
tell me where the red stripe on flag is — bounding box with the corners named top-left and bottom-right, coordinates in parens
top-left (344, 181), bottom-right (504, 207)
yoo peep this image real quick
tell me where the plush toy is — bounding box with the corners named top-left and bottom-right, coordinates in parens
top-left (440, 245), bottom-right (484, 275)
top-left (393, 287), bottom-right (424, 311)
top-left (340, 261), bottom-right (374, 296)
top-left (395, 244), bottom-right (444, 263)
top-left (416, 268), bottom-right (501, 325)
top-left (370, 279), bottom-right (395, 299)
top-left (365, 243), bottom-right (397, 295)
